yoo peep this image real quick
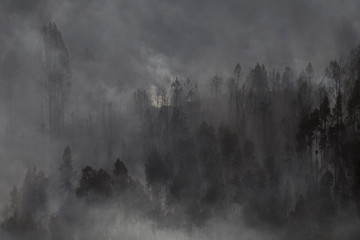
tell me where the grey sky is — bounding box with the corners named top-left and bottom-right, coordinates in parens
top-left (2, 0), bottom-right (360, 88)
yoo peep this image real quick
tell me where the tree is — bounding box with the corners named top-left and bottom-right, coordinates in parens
top-left (95, 169), bottom-right (113, 197)
top-left (59, 146), bottom-right (76, 193)
top-left (133, 89), bottom-right (151, 119)
top-left (170, 78), bottom-right (187, 142)
top-left (112, 158), bottom-right (129, 192)
top-left (282, 66), bottom-right (295, 92)
top-left (218, 124), bottom-right (238, 157)
top-left (171, 77), bottom-right (183, 109)
top-left (296, 107), bottom-right (319, 185)
top-left (1, 168), bottom-right (49, 239)
top-left (155, 84), bottom-right (168, 108)
top-left (183, 78), bottom-right (200, 120)
top-left (268, 69), bottom-right (281, 92)
top-left (329, 93), bottom-right (346, 199)
top-left (347, 79), bottom-right (360, 133)
top-left (325, 60), bottom-right (342, 94)
top-left (293, 76), bottom-right (313, 120)
top-left (169, 138), bottom-right (201, 202)
top-left (227, 64), bottom-right (246, 133)
top-left (345, 137), bottom-right (360, 215)
top-left (306, 63), bottom-right (314, 83)
top-left (40, 22), bottom-right (71, 134)
top-left (76, 166), bottom-right (113, 198)
top-left (252, 63), bottom-right (268, 92)
top-left (233, 63), bottom-right (241, 82)
top-left (113, 158), bottom-right (128, 176)
top-left (21, 168), bottom-right (49, 217)
top-left (145, 150), bottom-right (169, 186)
top-left (210, 75), bottom-right (223, 99)
top-left (347, 44), bottom-right (360, 86)
top-left (197, 122), bottom-right (222, 203)
top-left (318, 96), bottom-right (331, 165)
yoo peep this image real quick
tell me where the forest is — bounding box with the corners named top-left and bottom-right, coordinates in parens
top-left (0, 21), bottom-right (360, 240)
top-left (1, 0), bottom-right (360, 240)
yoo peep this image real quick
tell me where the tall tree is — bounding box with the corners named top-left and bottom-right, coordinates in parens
top-left (252, 63), bottom-right (268, 93)
top-left (282, 66), bottom-right (295, 92)
top-left (210, 74), bottom-right (223, 99)
top-left (113, 158), bottom-right (129, 192)
top-left (59, 146), bottom-right (76, 193)
top-left (21, 168), bottom-right (49, 217)
top-left (40, 22), bottom-right (71, 134)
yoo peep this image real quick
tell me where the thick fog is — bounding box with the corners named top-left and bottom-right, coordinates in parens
top-left (1, 0), bottom-right (360, 239)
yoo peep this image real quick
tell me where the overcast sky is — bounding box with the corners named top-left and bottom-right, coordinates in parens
top-left (2, 0), bottom-right (360, 89)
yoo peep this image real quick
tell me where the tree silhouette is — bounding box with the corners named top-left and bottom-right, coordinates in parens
top-left (76, 166), bottom-right (112, 198)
